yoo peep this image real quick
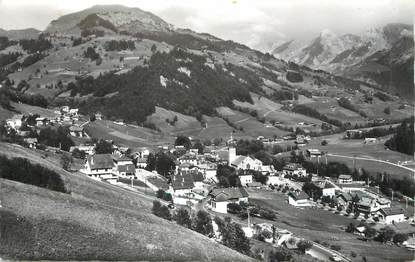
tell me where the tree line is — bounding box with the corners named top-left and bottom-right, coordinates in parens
top-left (345, 125), bottom-right (397, 139)
top-left (104, 40), bottom-right (135, 51)
top-left (0, 155), bottom-right (67, 193)
top-left (152, 201), bottom-right (252, 256)
top-left (385, 118), bottom-right (414, 155)
top-left (19, 37), bottom-right (52, 54)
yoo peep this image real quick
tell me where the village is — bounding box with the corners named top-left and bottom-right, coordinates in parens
top-left (2, 107), bottom-right (415, 262)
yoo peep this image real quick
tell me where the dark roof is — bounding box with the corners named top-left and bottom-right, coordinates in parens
top-left (87, 154), bottom-right (114, 170)
top-left (112, 155), bottom-right (132, 162)
top-left (136, 157), bottom-right (147, 163)
top-left (380, 207), bottom-right (405, 216)
top-left (117, 164), bottom-right (135, 173)
top-left (192, 172), bottom-right (204, 182)
top-left (147, 176), bottom-right (169, 191)
top-left (288, 191), bottom-right (309, 201)
top-left (210, 187), bottom-right (249, 202)
top-left (338, 174), bottom-right (352, 180)
top-left (247, 182), bottom-right (262, 187)
top-left (171, 174), bottom-right (194, 190)
top-left (283, 163), bottom-right (303, 171)
top-left (337, 193), bottom-right (353, 202)
top-left (324, 182), bottom-right (336, 189)
top-left (231, 155), bottom-right (248, 167)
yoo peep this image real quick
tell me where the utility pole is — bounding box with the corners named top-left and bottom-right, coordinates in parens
top-left (391, 190), bottom-right (394, 201)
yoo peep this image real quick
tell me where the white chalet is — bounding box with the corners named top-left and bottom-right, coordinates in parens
top-left (288, 191), bottom-right (311, 207)
top-left (6, 115), bottom-right (23, 130)
top-left (239, 173), bottom-right (253, 186)
top-left (209, 187), bottom-right (249, 214)
top-left (379, 207), bottom-right (406, 224)
top-left (228, 147), bottom-right (264, 171)
top-left (82, 154), bottom-right (116, 182)
top-left (313, 180), bottom-right (336, 197)
top-left (337, 174), bottom-right (353, 184)
top-left (282, 163), bottom-right (307, 177)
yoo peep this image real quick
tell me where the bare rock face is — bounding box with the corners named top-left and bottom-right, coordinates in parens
top-left (45, 5), bottom-right (172, 36)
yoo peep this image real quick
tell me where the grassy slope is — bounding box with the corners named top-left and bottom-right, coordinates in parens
top-left (234, 93), bottom-right (326, 132)
top-left (0, 142), bottom-right (254, 261)
top-left (0, 105), bottom-right (14, 121)
top-left (85, 119), bottom-right (173, 148)
top-left (147, 106), bottom-right (244, 141)
top-left (216, 106), bottom-right (289, 138)
top-left (304, 133), bottom-right (414, 179)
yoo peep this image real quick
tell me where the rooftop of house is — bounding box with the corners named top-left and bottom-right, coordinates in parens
top-left (247, 182), bottom-right (263, 187)
top-left (147, 176), bottom-right (169, 191)
top-left (288, 191), bottom-right (309, 201)
top-left (337, 192), bottom-right (353, 202)
top-left (112, 155), bottom-right (133, 162)
top-left (117, 164), bottom-right (136, 173)
top-left (136, 157), bottom-right (147, 163)
top-left (192, 172), bottom-right (204, 182)
top-left (231, 155), bottom-right (258, 167)
top-left (283, 163), bottom-right (304, 171)
top-left (261, 165), bottom-right (275, 172)
top-left (338, 174), bottom-right (353, 180)
top-left (380, 207), bottom-right (405, 216)
top-left (87, 154), bottom-right (115, 170)
top-left (358, 197), bottom-right (375, 207)
top-left (307, 149), bottom-right (321, 154)
top-left (210, 187), bottom-right (249, 202)
top-left (171, 173), bottom-right (195, 190)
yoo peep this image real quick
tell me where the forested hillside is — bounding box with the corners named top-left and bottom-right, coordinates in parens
top-left (68, 48), bottom-right (263, 123)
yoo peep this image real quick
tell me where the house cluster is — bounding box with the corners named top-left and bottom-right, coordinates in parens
top-left (176, 151), bottom-right (218, 183)
top-left (284, 171), bottom-right (409, 226)
top-left (3, 105), bottom-right (87, 149)
top-left (80, 153), bottom-right (136, 182)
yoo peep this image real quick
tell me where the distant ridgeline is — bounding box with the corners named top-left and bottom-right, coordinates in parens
top-left (68, 48), bottom-right (264, 123)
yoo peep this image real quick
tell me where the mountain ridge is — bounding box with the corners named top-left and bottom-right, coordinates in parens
top-left (272, 23), bottom-right (413, 98)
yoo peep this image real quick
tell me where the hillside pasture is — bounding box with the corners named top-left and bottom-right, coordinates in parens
top-left (233, 93), bottom-right (326, 133)
top-left (216, 106), bottom-right (289, 138)
top-left (303, 97), bottom-right (366, 126)
top-left (85, 120), bottom-right (173, 148)
top-left (304, 134), bottom-right (414, 179)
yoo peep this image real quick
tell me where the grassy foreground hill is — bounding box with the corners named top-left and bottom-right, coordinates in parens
top-left (0, 142), bottom-right (254, 261)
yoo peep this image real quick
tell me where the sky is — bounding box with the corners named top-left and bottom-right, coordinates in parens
top-left (0, 0), bottom-right (413, 51)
